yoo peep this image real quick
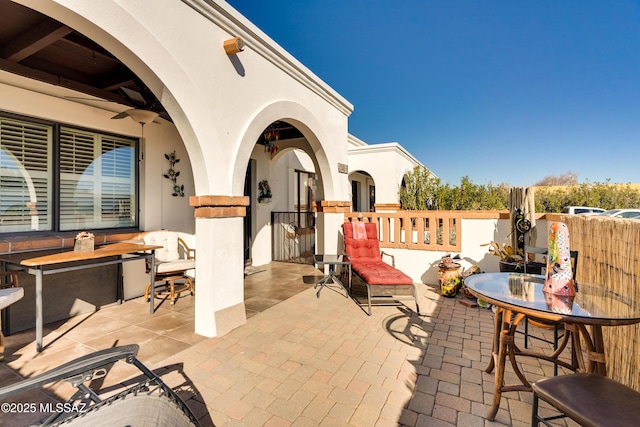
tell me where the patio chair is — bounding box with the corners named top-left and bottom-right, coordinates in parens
top-left (0, 271), bottom-right (23, 361)
top-left (143, 231), bottom-right (195, 304)
top-left (0, 344), bottom-right (201, 426)
top-left (342, 221), bottom-right (420, 315)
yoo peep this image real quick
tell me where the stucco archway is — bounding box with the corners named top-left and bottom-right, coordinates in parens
top-left (12, 0), bottom-right (213, 191)
top-left (9, 0), bottom-right (353, 338)
top-left (233, 100), bottom-right (342, 202)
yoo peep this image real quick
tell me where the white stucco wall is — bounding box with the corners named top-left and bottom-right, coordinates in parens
top-left (383, 218), bottom-right (549, 285)
top-left (348, 140), bottom-right (424, 208)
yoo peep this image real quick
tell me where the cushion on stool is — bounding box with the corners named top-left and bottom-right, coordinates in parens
top-left (533, 373), bottom-right (640, 427)
top-left (0, 287), bottom-right (24, 310)
top-left (156, 259), bottom-right (195, 275)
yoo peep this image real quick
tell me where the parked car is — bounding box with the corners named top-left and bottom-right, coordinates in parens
top-left (562, 206), bottom-right (606, 215)
top-left (597, 209), bottom-right (640, 218)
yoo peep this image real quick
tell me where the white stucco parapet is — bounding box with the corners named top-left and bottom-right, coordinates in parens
top-left (346, 134), bottom-right (435, 209)
top-left (182, 0), bottom-right (353, 116)
top-left (348, 141), bottom-right (426, 172)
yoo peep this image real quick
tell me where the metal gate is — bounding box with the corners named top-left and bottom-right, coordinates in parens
top-left (272, 211), bottom-right (315, 264)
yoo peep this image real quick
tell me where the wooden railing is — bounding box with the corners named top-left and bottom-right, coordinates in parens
top-left (344, 211), bottom-right (466, 252)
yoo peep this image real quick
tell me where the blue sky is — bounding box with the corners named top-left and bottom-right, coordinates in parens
top-left (226, 0), bottom-right (640, 186)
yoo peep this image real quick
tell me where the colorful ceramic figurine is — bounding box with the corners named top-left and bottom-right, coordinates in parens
top-left (543, 221), bottom-right (575, 296)
top-left (544, 292), bottom-right (574, 314)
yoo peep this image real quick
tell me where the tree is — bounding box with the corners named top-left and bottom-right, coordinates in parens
top-left (535, 171), bottom-right (578, 186)
top-left (398, 168), bottom-right (640, 212)
top-left (399, 168), bottom-right (509, 210)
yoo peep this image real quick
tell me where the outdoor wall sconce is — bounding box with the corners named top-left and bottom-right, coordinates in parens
top-left (223, 37), bottom-right (245, 55)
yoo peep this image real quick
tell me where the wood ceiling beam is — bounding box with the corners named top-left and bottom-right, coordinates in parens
top-left (22, 56), bottom-right (97, 86)
top-left (61, 33), bottom-right (121, 65)
top-left (4, 19), bottom-right (73, 62)
top-left (0, 57), bottom-right (133, 105)
top-left (99, 71), bottom-right (136, 91)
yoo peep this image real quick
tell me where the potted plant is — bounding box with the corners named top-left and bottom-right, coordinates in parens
top-left (484, 241), bottom-right (524, 272)
top-left (74, 231), bottom-right (95, 252)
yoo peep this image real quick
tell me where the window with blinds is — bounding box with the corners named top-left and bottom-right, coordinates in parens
top-left (60, 127), bottom-right (136, 231)
top-left (0, 114), bottom-right (137, 234)
top-left (0, 118), bottom-right (52, 232)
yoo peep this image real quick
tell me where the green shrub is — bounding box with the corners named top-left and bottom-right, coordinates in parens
top-left (398, 168), bottom-right (640, 212)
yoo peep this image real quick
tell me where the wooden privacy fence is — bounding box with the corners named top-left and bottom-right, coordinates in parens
top-left (548, 213), bottom-right (640, 390)
top-left (344, 211), bottom-right (463, 252)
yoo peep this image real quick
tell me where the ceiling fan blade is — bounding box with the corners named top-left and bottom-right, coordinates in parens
top-left (120, 87), bottom-right (147, 105)
top-left (64, 96), bottom-right (112, 102)
top-left (111, 111), bottom-right (129, 119)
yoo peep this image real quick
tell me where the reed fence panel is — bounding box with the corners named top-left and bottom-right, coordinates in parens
top-left (549, 213), bottom-right (640, 389)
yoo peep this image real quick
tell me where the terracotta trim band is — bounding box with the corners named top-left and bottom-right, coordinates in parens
top-left (189, 195), bottom-right (250, 218)
top-left (314, 200), bottom-right (352, 213)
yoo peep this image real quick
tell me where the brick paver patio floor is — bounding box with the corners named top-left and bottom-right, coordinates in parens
top-left (0, 262), bottom-right (576, 426)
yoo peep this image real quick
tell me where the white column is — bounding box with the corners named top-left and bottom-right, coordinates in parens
top-left (194, 217), bottom-right (247, 337)
top-left (190, 195), bottom-right (249, 336)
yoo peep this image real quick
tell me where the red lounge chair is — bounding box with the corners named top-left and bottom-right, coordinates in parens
top-left (343, 221), bottom-right (420, 315)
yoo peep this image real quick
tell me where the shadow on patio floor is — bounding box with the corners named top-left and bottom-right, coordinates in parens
top-left (1, 262), bottom-right (574, 426)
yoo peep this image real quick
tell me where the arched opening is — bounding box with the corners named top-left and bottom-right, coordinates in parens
top-left (245, 120), bottom-right (318, 266)
top-left (349, 170), bottom-right (375, 212)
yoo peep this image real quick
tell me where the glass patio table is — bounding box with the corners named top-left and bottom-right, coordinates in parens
top-left (464, 272), bottom-right (640, 421)
top-left (313, 254), bottom-right (351, 298)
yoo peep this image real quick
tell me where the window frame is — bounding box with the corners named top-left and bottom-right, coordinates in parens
top-left (0, 110), bottom-right (140, 236)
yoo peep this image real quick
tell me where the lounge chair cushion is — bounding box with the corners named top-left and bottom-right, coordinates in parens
top-left (351, 260), bottom-right (413, 286)
top-left (343, 221), bottom-right (420, 315)
top-left (343, 222), bottom-right (382, 263)
top-left (344, 222), bottom-right (413, 285)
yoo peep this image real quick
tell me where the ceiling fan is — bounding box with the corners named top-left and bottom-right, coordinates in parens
top-left (111, 108), bottom-right (159, 125)
top-left (63, 85), bottom-right (171, 122)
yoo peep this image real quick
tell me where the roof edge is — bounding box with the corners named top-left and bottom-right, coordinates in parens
top-left (348, 141), bottom-right (424, 167)
top-left (182, 0), bottom-right (354, 117)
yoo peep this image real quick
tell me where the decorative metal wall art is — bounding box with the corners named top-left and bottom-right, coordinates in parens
top-left (164, 151), bottom-right (185, 197)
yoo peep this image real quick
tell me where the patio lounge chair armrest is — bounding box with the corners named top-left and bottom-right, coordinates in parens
top-left (380, 251), bottom-right (395, 267)
top-left (0, 345), bottom-right (140, 400)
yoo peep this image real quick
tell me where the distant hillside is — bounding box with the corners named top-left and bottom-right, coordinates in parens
top-left (534, 183), bottom-right (640, 192)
